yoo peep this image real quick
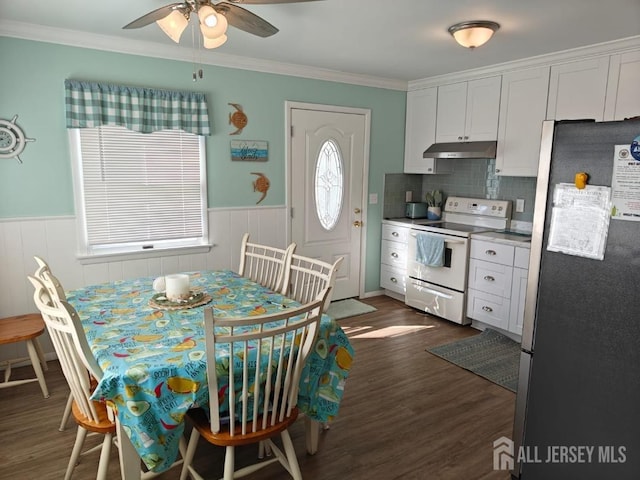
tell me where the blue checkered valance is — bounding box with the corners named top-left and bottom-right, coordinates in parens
top-left (64, 80), bottom-right (211, 136)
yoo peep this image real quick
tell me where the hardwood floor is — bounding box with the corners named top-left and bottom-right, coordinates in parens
top-left (0, 295), bottom-right (515, 479)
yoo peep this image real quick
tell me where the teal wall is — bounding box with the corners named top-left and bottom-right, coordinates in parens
top-left (0, 37), bottom-right (406, 293)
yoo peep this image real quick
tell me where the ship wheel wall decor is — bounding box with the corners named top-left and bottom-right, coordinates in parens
top-left (0, 115), bottom-right (35, 163)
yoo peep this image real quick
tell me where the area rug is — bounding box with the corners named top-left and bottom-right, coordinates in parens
top-left (426, 328), bottom-right (520, 392)
top-left (326, 299), bottom-right (377, 320)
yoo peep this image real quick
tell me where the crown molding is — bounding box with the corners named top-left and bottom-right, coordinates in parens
top-left (408, 35), bottom-right (640, 90)
top-left (0, 20), bottom-right (408, 92)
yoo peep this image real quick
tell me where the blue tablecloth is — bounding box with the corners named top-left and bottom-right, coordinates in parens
top-left (67, 270), bottom-right (353, 472)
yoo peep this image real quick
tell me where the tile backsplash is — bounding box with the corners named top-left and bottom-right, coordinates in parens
top-left (383, 159), bottom-right (537, 222)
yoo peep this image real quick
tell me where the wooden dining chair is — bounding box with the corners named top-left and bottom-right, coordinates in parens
top-left (28, 274), bottom-right (116, 480)
top-left (238, 233), bottom-right (296, 294)
top-left (33, 255), bottom-right (74, 431)
top-left (180, 291), bottom-right (327, 480)
top-left (28, 274), bottom-right (187, 480)
top-left (287, 255), bottom-right (343, 312)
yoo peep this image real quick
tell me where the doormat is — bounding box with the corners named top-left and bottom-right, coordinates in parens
top-left (326, 299), bottom-right (377, 320)
top-left (426, 328), bottom-right (520, 392)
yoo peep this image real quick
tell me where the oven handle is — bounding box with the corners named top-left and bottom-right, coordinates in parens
top-left (409, 231), bottom-right (465, 244)
top-left (411, 282), bottom-right (454, 299)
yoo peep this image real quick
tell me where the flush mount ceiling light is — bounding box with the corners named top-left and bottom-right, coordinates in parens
top-left (448, 20), bottom-right (500, 49)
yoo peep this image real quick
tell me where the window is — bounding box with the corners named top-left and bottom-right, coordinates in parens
top-left (314, 139), bottom-right (344, 230)
top-left (70, 126), bottom-right (208, 258)
top-left (64, 79), bottom-right (211, 259)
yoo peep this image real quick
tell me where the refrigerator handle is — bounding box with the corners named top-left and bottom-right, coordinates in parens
top-left (521, 120), bottom-right (555, 352)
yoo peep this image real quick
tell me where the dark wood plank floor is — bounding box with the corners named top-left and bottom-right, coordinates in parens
top-left (0, 295), bottom-right (515, 479)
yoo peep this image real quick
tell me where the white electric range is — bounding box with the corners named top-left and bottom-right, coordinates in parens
top-left (405, 196), bottom-right (512, 324)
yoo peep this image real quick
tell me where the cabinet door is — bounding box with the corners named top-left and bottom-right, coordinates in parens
top-left (404, 88), bottom-right (438, 174)
top-left (546, 57), bottom-right (610, 121)
top-left (465, 76), bottom-right (501, 141)
top-left (496, 67), bottom-right (550, 177)
top-left (604, 50), bottom-right (640, 121)
top-left (435, 82), bottom-right (468, 143)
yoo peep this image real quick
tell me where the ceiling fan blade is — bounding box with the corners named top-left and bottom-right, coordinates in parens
top-left (214, 2), bottom-right (279, 37)
top-left (123, 3), bottom-right (187, 29)
top-left (227, 0), bottom-right (323, 3)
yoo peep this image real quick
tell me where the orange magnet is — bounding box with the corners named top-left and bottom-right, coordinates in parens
top-left (575, 172), bottom-right (588, 189)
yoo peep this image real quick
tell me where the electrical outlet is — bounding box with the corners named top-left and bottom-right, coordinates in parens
top-left (369, 193), bottom-right (378, 204)
top-left (405, 191), bottom-right (412, 202)
top-left (516, 198), bottom-right (525, 213)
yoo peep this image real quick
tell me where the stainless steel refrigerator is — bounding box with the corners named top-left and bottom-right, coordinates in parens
top-left (512, 119), bottom-right (640, 479)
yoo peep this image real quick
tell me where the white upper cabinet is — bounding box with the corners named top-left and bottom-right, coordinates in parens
top-left (546, 57), bottom-right (610, 121)
top-left (436, 76), bottom-right (501, 143)
top-left (495, 66), bottom-right (550, 177)
top-left (604, 50), bottom-right (640, 121)
top-left (404, 87), bottom-right (452, 174)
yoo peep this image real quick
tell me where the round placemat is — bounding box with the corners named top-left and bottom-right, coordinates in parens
top-left (149, 291), bottom-right (212, 310)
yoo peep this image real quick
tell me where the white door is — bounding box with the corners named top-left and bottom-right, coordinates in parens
top-left (287, 103), bottom-right (369, 300)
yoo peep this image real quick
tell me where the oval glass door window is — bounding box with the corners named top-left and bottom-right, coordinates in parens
top-left (314, 139), bottom-right (344, 230)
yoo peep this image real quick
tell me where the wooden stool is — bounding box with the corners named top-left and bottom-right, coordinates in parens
top-left (0, 313), bottom-right (50, 398)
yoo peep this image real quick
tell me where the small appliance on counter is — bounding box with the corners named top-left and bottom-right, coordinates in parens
top-left (405, 202), bottom-right (428, 219)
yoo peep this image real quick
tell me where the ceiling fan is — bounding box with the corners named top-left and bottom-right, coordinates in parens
top-left (124, 0), bottom-right (322, 48)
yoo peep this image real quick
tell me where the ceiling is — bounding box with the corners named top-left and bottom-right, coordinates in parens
top-left (2, 0), bottom-right (640, 88)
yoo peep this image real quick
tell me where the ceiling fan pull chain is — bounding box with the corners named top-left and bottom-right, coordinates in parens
top-left (191, 23), bottom-right (199, 81)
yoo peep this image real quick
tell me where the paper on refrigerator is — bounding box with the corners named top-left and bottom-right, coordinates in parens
top-left (547, 183), bottom-right (611, 260)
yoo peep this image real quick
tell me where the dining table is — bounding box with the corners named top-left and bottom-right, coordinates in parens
top-left (66, 269), bottom-right (354, 478)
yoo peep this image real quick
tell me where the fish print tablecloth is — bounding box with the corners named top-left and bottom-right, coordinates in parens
top-left (67, 270), bottom-right (354, 473)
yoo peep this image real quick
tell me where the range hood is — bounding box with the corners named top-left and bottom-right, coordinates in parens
top-left (423, 141), bottom-right (497, 159)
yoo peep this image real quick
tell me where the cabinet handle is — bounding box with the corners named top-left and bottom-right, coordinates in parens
top-left (495, 168), bottom-right (501, 173)
top-left (390, 277), bottom-right (398, 283)
top-left (482, 306), bottom-right (493, 313)
top-left (392, 231), bottom-right (399, 237)
top-left (483, 275), bottom-right (495, 282)
top-left (391, 252), bottom-right (399, 258)
top-left (464, 136), bottom-right (469, 140)
top-left (485, 250), bottom-right (497, 256)
top-left (457, 136), bottom-right (463, 141)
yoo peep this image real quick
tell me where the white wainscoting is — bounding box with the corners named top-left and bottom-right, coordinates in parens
top-left (0, 206), bottom-right (287, 364)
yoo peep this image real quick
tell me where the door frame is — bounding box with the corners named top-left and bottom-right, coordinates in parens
top-left (285, 101), bottom-right (371, 299)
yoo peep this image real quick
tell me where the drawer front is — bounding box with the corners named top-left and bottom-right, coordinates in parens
top-left (382, 224), bottom-right (409, 244)
top-left (467, 288), bottom-right (510, 330)
top-left (470, 239), bottom-right (515, 266)
top-left (514, 246), bottom-right (530, 269)
top-left (468, 259), bottom-right (513, 298)
top-left (381, 240), bottom-right (408, 268)
top-left (380, 264), bottom-right (406, 294)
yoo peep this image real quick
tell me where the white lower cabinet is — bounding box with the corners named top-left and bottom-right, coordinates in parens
top-left (467, 239), bottom-right (530, 335)
top-left (380, 222), bottom-right (409, 296)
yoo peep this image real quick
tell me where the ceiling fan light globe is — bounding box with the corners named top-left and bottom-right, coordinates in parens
top-left (156, 10), bottom-right (189, 43)
top-left (198, 5), bottom-right (218, 27)
top-left (203, 33), bottom-right (228, 49)
top-left (200, 13), bottom-right (228, 39)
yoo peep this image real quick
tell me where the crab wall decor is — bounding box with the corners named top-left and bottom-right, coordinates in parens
top-left (228, 103), bottom-right (247, 135)
top-left (251, 172), bottom-right (270, 204)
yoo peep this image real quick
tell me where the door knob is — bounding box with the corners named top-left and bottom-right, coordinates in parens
top-left (353, 220), bottom-right (363, 227)
top-left (354, 208), bottom-right (361, 214)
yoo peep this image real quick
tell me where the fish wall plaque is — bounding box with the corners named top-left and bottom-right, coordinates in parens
top-left (251, 172), bottom-right (270, 204)
top-left (229, 103), bottom-right (247, 135)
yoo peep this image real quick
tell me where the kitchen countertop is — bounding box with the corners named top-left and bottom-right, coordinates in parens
top-left (471, 230), bottom-right (532, 248)
top-left (382, 217), bottom-right (435, 227)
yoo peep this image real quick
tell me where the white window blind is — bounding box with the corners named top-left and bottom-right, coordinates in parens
top-left (73, 125), bottom-right (207, 256)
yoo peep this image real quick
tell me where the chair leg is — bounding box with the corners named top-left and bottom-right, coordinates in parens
top-left (33, 337), bottom-right (48, 371)
top-left (25, 339), bottom-right (49, 398)
top-left (59, 392), bottom-right (73, 431)
top-left (280, 430), bottom-right (303, 480)
top-left (65, 426), bottom-right (88, 480)
top-left (223, 446), bottom-right (235, 480)
top-left (180, 429), bottom-right (201, 480)
top-left (96, 432), bottom-right (113, 480)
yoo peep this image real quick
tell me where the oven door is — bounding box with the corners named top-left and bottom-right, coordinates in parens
top-left (405, 278), bottom-right (467, 324)
top-left (407, 229), bottom-right (469, 291)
